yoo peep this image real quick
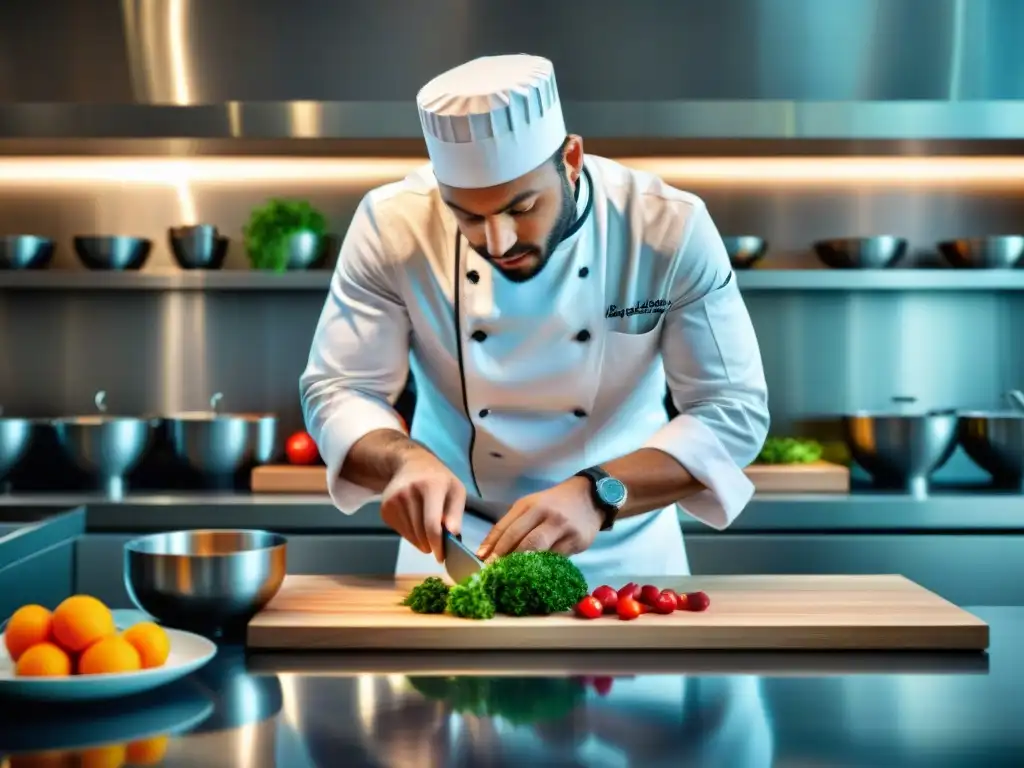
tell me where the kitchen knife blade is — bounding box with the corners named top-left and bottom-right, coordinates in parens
top-left (443, 524), bottom-right (484, 584)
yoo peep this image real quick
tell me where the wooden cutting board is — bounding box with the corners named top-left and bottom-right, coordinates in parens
top-left (744, 460), bottom-right (850, 493)
top-left (251, 461), bottom-right (850, 494)
top-left (251, 465), bottom-right (328, 494)
top-left (246, 574), bottom-right (988, 652)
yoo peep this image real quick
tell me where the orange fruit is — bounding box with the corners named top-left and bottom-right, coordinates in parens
top-left (14, 642), bottom-right (72, 677)
top-left (77, 743), bottom-right (127, 768)
top-left (125, 735), bottom-right (169, 764)
top-left (121, 622), bottom-right (170, 669)
top-left (3, 604), bottom-right (54, 661)
top-left (77, 635), bottom-right (141, 675)
top-left (51, 595), bottom-right (116, 654)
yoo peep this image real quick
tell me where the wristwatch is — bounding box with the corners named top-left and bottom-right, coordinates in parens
top-left (574, 466), bottom-right (627, 531)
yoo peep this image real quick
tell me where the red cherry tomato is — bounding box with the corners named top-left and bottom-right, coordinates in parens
top-left (654, 592), bottom-right (677, 614)
top-left (575, 596), bottom-right (603, 619)
top-left (617, 596), bottom-right (642, 621)
top-left (639, 584), bottom-right (662, 607)
top-left (285, 431), bottom-right (321, 465)
top-left (674, 591), bottom-right (689, 611)
top-left (617, 582), bottom-right (641, 602)
top-left (592, 585), bottom-right (618, 613)
top-left (685, 591), bottom-right (711, 612)
top-left (592, 676), bottom-right (614, 696)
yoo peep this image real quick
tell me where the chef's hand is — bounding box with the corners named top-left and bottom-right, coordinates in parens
top-left (380, 448), bottom-right (466, 563)
top-left (476, 477), bottom-right (602, 560)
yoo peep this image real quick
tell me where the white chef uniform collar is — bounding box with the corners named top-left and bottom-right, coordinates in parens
top-left (416, 54), bottom-right (567, 190)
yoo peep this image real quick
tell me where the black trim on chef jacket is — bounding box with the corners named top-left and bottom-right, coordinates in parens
top-left (451, 166), bottom-right (595, 499)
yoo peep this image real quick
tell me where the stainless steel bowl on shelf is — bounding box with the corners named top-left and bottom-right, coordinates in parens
top-left (813, 236), bottom-right (908, 269)
top-left (163, 393), bottom-right (277, 485)
top-left (936, 236), bottom-right (1024, 269)
top-left (842, 397), bottom-right (959, 496)
top-left (168, 224), bottom-right (229, 270)
top-left (958, 391), bottom-right (1024, 490)
top-left (0, 235), bottom-right (55, 270)
top-left (0, 416), bottom-right (34, 491)
top-left (52, 391), bottom-right (155, 498)
top-left (283, 230), bottom-right (327, 270)
top-left (73, 235), bottom-right (152, 270)
top-left (123, 529), bottom-right (287, 637)
top-left (722, 236), bottom-right (768, 269)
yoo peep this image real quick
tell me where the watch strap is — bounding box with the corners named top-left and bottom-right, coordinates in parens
top-left (575, 466), bottom-right (619, 531)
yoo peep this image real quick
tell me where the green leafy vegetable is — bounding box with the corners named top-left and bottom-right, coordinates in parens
top-left (401, 576), bottom-right (450, 614)
top-left (481, 550), bottom-right (589, 616)
top-left (757, 436), bottom-right (824, 464)
top-left (242, 198), bottom-right (327, 272)
top-left (406, 675), bottom-right (587, 725)
top-left (447, 574), bottom-right (496, 620)
top-left (401, 550), bottom-right (589, 620)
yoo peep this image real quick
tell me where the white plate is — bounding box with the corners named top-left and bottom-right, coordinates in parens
top-left (0, 625), bottom-right (218, 702)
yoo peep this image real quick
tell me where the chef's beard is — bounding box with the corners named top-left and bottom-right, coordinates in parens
top-left (472, 173), bottom-right (577, 284)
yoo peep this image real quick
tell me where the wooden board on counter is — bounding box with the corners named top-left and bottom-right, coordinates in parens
top-left (252, 461), bottom-right (850, 495)
top-left (251, 465), bottom-right (328, 494)
top-left (744, 460), bottom-right (850, 493)
top-left (247, 574), bottom-right (988, 652)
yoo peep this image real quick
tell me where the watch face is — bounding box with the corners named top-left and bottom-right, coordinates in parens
top-left (596, 477), bottom-right (627, 508)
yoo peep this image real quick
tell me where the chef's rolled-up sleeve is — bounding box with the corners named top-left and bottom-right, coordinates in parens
top-left (300, 195), bottom-right (410, 514)
top-left (643, 202), bottom-right (770, 530)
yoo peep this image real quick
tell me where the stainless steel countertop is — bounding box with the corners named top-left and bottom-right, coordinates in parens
top-left (0, 606), bottom-right (1017, 766)
top-left (1, 491), bottom-right (1023, 533)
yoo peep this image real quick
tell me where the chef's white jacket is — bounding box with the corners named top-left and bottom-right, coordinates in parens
top-left (300, 154), bottom-right (769, 581)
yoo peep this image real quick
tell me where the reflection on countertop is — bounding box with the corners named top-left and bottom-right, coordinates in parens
top-left (0, 607), bottom-right (1022, 767)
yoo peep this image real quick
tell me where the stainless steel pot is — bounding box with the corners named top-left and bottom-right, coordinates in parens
top-left (163, 393), bottom-right (277, 484)
top-left (842, 396), bottom-right (959, 496)
top-left (52, 391), bottom-right (155, 499)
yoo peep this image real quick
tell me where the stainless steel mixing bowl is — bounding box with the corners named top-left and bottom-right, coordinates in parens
top-left (168, 224), bottom-right (229, 270)
top-left (53, 416), bottom-right (154, 498)
top-left (163, 393), bottom-right (277, 485)
top-left (814, 236), bottom-right (908, 269)
top-left (722, 236), bottom-right (768, 269)
top-left (842, 400), bottom-right (959, 495)
top-left (123, 529), bottom-right (287, 637)
top-left (937, 236), bottom-right (1024, 269)
top-left (52, 390), bottom-right (155, 498)
top-left (73, 235), bottom-right (152, 270)
top-left (0, 235), bottom-right (55, 270)
top-left (959, 413), bottom-right (1024, 490)
top-left (0, 418), bottom-right (33, 490)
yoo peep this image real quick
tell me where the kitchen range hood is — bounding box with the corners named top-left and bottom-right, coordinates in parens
top-left (0, 0), bottom-right (1022, 141)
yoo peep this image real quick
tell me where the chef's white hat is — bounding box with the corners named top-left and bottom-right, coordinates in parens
top-left (416, 54), bottom-right (566, 189)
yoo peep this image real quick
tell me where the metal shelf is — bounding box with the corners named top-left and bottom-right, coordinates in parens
top-left (0, 270), bottom-right (332, 291)
top-left (3, 101), bottom-right (1024, 140)
top-left (2, 269), bottom-right (1023, 292)
top-left (735, 269), bottom-right (1024, 291)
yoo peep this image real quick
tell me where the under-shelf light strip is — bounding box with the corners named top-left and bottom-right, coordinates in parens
top-left (0, 157), bottom-right (1019, 187)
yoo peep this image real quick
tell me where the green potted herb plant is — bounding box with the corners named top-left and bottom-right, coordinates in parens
top-left (242, 198), bottom-right (328, 272)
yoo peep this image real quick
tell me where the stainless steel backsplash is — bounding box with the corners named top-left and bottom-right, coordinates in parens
top-left (0, 157), bottom-right (1022, 488)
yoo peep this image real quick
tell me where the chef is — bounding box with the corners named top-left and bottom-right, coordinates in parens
top-left (300, 54), bottom-right (769, 585)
